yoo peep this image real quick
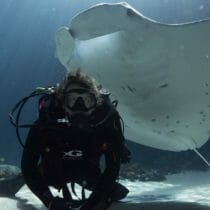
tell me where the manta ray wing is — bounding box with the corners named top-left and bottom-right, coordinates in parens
top-left (55, 2), bottom-right (210, 152)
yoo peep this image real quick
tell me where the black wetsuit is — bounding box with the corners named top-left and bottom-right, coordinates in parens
top-left (21, 95), bottom-right (129, 209)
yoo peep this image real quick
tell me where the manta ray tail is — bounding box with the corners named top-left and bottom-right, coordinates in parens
top-left (193, 148), bottom-right (210, 167)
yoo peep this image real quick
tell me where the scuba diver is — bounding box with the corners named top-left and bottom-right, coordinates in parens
top-left (16, 70), bottom-right (130, 210)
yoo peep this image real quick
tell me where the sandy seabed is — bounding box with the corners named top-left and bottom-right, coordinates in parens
top-left (110, 201), bottom-right (210, 210)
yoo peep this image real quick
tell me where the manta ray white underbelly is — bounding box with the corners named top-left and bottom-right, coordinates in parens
top-left (55, 2), bottom-right (210, 154)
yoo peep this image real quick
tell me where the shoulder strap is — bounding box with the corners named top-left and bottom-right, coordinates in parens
top-left (38, 93), bottom-right (61, 122)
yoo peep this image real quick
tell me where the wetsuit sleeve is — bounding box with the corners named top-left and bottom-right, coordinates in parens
top-left (113, 113), bottom-right (131, 163)
top-left (21, 125), bottom-right (54, 207)
top-left (81, 144), bottom-right (121, 210)
top-left (96, 112), bottom-right (128, 192)
top-left (81, 113), bottom-right (122, 209)
top-left (98, 121), bottom-right (122, 193)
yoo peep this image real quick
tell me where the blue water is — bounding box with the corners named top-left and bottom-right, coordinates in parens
top-left (0, 0), bottom-right (210, 165)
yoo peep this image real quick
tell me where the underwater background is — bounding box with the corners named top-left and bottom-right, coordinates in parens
top-left (1, 0), bottom-right (210, 167)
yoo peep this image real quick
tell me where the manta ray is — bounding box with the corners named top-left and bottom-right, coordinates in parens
top-left (55, 2), bottom-right (210, 164)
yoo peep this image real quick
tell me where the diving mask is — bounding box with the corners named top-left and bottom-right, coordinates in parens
top-left (63, 88), bottom-right (97, 112)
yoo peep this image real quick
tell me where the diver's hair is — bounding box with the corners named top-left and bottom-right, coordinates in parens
top-left (56, 69), bottom-right (101, 101)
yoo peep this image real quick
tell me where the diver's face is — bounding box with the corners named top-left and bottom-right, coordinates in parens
top-left (63, 84), bottom-right (97, 115)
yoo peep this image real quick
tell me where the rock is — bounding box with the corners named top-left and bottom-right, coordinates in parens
top-left (0, 157), bottom-right (5, 163)
top-left (127, 139), bottom-right (210, 175)
top-left (120, 163), bottom-right (166, 182)
top-left (0, 164), bottom-right (24, 197)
